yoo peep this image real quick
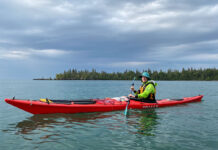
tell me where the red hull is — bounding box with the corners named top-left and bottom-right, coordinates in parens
top-left (5, 95), bottom-right (203, 114)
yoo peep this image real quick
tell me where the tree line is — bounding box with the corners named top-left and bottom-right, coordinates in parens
top-left (52, 68), bottom-right (218, 80)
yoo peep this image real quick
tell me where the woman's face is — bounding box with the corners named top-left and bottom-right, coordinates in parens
top-left (142, 76), bottom-right (147, 82)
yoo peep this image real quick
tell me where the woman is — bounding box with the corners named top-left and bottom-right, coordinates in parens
top-left (128, 72), bottom-right (157, 103)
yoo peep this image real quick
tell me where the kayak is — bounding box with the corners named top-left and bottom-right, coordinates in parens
top-left (5, 95), bottom-right (203, 114)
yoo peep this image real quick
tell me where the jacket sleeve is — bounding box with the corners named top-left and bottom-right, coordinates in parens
top-left (136, 84), bottom-right (154, 98)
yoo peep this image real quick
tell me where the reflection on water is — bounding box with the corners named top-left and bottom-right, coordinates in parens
top-left (127, 109), bottom-right (159, 136)
top-left (15, 113), bottom-right (113, 135)
top-left (1, 80), bottom-right (216, 150)
top-left (3, 110), bottom-right (160, 144)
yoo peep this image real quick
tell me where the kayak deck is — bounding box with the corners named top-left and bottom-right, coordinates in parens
top-left (5, 95), bottom-right (203, 114)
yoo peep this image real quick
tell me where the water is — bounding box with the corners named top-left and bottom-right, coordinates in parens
top-left (0, 80), bottom-right (218, 150)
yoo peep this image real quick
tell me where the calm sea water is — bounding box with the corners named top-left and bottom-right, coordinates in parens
top-left (0, 80), bottom-right (218, 150)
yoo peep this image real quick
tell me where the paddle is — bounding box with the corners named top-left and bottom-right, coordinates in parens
top-left (124, 77), bottom-right (136, 116)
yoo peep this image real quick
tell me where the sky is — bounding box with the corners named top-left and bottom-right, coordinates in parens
top-left (0, 0), bottom-right (218, 79)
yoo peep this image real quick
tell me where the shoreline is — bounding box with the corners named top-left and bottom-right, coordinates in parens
top-left (33, 79), bottom-right (218, 81)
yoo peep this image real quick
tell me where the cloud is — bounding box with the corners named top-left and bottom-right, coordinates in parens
top-left (104, 1), bottom-right (176, 32)
top-left (103, 1), bottom-right (218, 33)
top-left (0, 49), bottom-right (71, 60)
top-left (110, 61), bottom-right (156, 67)
top-left (0, 0), bottom-right (218, 78)
top-left (179, 53), bottom-right (218, 62)
top-left (0, 50), bottom-right (29, 59)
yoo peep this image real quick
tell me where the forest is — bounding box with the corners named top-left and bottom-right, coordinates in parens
top-left (52, 68), bottom-right (218, 80)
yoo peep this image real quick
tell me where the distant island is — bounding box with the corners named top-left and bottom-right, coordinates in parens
top-left (33, 77), bottom-right (53, 80)
top-left (33, 68), bottom-right (218, 80)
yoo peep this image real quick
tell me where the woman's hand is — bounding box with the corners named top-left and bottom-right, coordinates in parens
top-left (130, 86), bottom-right (135, 91)
top-left (128, 94), bottom-right (135, 98)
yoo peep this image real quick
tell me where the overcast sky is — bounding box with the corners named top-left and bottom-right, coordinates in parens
top-left (0, 0), bottom-right (218, 79)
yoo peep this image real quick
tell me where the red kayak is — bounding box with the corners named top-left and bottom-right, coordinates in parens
top-left (5, 95), bottom-right (203, 114)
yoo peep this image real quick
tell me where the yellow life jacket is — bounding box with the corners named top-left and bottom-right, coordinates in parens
top-left (139, 82), bottom-right (156, 100)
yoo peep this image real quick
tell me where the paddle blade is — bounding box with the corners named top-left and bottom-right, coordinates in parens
top-left (124, 101), bottom-right (129, 115)
top-left (124, 107), bottom-right (128, 115)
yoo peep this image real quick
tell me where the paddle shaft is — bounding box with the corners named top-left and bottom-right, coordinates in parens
top-left (124, 77), bottom-right (135, 115)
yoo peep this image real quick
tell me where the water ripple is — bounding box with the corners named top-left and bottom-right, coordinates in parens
top-left (1, 80), bottom-right (218, 150)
